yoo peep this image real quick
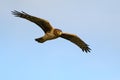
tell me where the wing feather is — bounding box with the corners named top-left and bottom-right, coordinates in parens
top-left (12, 10), bottom-right (53, 33)
top-left (60, 33), bottom-right (91, 53)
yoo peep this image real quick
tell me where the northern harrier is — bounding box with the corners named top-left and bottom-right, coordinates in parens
top-left (12, 10), bottom-right (91, 53)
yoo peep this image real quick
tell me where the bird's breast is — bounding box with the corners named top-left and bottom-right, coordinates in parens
top-left (44, 32), bottom-right (58, 40)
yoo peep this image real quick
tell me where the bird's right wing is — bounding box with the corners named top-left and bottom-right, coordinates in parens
top-left (60, 33), bottom-right (91, 53)
top-left (12, 10), bottom-right (53, 33)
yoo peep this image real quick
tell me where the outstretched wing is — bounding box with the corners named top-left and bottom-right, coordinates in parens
top-left (60, 33), bottom-right (91, 53)
top-left (12, 10), bottom-right (53, 33)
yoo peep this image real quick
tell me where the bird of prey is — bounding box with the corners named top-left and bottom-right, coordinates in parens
top-left (12, 10), bottom-right (91, 53)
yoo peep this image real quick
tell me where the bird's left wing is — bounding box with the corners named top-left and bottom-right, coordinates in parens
top-left (60, 33), bottom-right (91, 53)
top-left (12, 10), bottom-right (53, 33)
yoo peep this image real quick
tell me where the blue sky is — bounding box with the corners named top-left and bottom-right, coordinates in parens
top-left (0, 0), bottom-right (120, 80)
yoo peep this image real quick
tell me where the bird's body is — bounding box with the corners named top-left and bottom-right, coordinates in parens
top-left (36, 28), bottom-right (62, 43)
top-left (12, 10), bottom-right (91, 53)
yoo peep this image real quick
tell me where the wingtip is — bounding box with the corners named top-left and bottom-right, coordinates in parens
top-left (82, 46), bottom-right (91, 53)
top-left (11, 10), bottom-right (21, 17)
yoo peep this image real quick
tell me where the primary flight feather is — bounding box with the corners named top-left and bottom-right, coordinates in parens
top-left (12, 10), bottom-right (91, 53)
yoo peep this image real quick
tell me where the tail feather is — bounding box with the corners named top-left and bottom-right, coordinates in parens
top-left (35, 38), bottom-right (45, 43)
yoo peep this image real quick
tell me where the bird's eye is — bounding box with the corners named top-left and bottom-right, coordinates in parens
top-left (54, 29), bottom-right (62, 36)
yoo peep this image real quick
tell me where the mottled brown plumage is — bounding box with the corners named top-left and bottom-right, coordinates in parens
top-left (12, 10), bottom-right (91, 53)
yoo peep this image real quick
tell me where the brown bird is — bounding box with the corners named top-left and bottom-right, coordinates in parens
top-left (12, 10), bottom-right (91, 53)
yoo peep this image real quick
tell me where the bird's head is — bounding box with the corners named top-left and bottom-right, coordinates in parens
top-left (54, 29), bottom-right (62, 36)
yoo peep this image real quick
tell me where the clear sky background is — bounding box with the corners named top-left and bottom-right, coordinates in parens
top-left (0, 0), bottom-right (120, 80)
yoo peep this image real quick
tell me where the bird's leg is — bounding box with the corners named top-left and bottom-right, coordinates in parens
top-left (35, 37), bottom-right (45, 43)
